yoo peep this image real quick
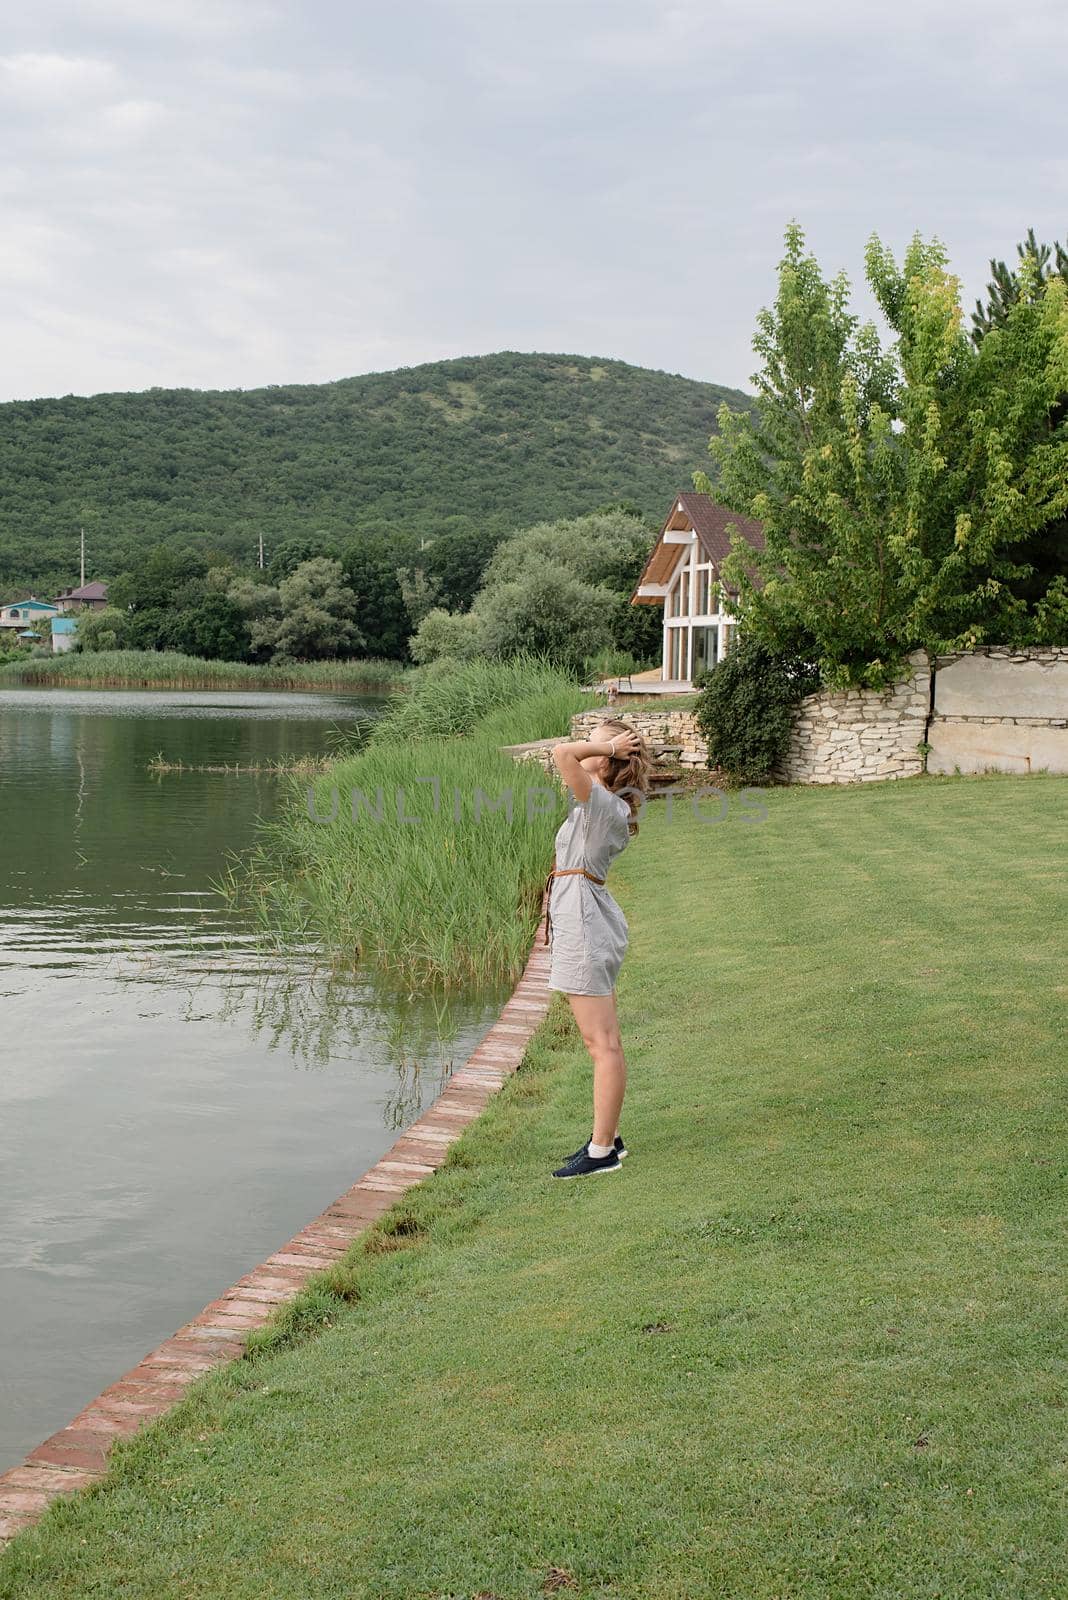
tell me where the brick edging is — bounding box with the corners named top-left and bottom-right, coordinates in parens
top-left (0, 935), bottom-right (552, 1547)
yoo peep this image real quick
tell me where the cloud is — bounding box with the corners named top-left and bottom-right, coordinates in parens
top-left (0, 0), bottom-right (1065, 401)
top-left (99, 97), bottom-right (167, 134)
top-left (0, 52), bottom-right (118, 101)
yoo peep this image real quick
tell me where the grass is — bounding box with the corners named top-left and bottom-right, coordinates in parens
top-left (3, 770), bottom-right (1065, 1598)
top-left (231, 660), bottom-right (593, 991)
top-left (0, 650), bottom-right (408, 693)
top-left (370, 653), bottom-right (597, 744)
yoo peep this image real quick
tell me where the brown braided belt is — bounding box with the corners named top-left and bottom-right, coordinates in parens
top-left (541, 861), bottom-right (606, 946)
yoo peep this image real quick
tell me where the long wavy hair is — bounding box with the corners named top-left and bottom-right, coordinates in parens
top-left (596, 717), bottom-right (653, 836)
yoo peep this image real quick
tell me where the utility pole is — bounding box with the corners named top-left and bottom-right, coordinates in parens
top-left (258, 532), bottom-right (265, 571)
top-left (80, 527), bottom-right (86, 587)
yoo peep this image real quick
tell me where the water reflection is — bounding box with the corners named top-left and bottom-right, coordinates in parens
top-left (0, 687), bottom-right (506, 1469)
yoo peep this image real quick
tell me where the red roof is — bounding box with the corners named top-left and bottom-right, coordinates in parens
top-left (54, 581), bottom-right (108, 602)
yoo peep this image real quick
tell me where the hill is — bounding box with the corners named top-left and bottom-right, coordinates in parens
top-left (0, 352), bottom-right (751, 595)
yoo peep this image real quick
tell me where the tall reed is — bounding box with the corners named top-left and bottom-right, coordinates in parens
top-left (371, 652), bottom-right (584, 743)
top-left (234, 662), bottom-right (594, 991)
top-left (0, 650), bottom-right (408, 693)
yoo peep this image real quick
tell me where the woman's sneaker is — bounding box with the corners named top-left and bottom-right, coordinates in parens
top-left (559, 1134), bottom-right (627, 1168)
top-left (551, 1145), bottom-right (622, 1179)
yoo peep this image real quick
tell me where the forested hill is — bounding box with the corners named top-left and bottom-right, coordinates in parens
top-left (0, 352), bottom-right (750, 593)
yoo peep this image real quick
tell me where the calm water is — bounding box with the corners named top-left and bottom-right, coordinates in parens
top-left (0, 686), bottom-right (505, 1470)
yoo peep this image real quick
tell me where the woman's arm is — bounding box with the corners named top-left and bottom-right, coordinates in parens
top-left (551, 736), bottom-right (624, 803)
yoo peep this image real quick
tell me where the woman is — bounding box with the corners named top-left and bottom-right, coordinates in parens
top-left (546, 718), bottom-right (652, 1180)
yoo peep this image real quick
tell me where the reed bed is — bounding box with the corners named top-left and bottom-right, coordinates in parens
top-left (148, 753), bottom-right (331, 775)
top-left (230, 660), bottom-right (593, 990)
top-left (370, 652), bottom-right (593, 743)
top-left (0, 650), bottom-right (408, 693)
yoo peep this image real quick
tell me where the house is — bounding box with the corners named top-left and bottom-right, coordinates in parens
top-left (51, 616), bottom-right (78, 653)
top-left (53, 581), bottom-right (108, 613)
top-left (0, 597), bottom-right (60, 636)
top-left (630, 491), bottom-right (765, 687)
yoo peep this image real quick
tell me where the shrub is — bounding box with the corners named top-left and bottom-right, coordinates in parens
top-left (694, 635), bottom-right (821, 785)
top-left (408, 607), bottom-right (484, 665)
top-left (472, 563), bottom-right (616, 675)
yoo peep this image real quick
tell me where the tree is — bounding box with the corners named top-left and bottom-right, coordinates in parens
top-left (971, 227), bottom-right (1068, 344)
top-left (969, 228), bottom-right (1068, 612)
top-left (109, 545), bottom-right (208, 613)
top-left (472, 563), bottom-right (617, 675)
top-left (694, 634), bottom-right (821, 785)
top-left (700, 224), bottom-right (1068, 687)
top-left (76, 606), bottom-right (128, 652)
top-left (341, 544), bottom-right (411, 660)
top-left (227, 576), bottom-right (283, 661)
top-left (165, 592), bottom-right (250, 661)
top-left (264, 558), bottom-right (364, 661)
top-left (479, 509), bottom-right (654, 593)
top-left (266, 535), bottom-right (338, 584)
top-left (408, 607), bottom-right (485, 664)
top-left (395, 565), bottom-right (443, 628)
top-left (419, 521), bottom-right (500, 612)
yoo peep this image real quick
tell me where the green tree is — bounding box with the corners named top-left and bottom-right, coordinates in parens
top-left (971, 227), bottom-right (1068, 344)
top-left (420, 522), bottom-right (500, 612)
top-left (76, 606), bottom-right (128, 652)
top-left (109, 545), bottom-right (208, 613)
top-left (693, 635), bottom-right (822, 785)
top-left (265, 557), bottom-right (364, 661)
top-left (395, 565), bottom-right (444, 628)
top-left (408, 607), bottom-right (485, 664)
top-left (701, 223), bottom-right (1068, 687)
top-left (480, 509), bottom-right (654, 593)
top-left (341, 544), bottom-right (412, 660)
top-left (267, 535), bottom-right (338, 584)
top-left (165, 593), bottom-right (250, 661)
top-left (227, 576), bottom-right (283, 661)
top-left (472, 563), bottom-right (617, 675)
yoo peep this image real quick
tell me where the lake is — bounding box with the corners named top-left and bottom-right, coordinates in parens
top-left (0, 686), bottom-right (507, 1470)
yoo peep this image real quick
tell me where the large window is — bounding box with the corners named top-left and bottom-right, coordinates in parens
top-left (692, 626), bottom-right (717, 679)
top-left (668, 626), bottom-right (687, 680)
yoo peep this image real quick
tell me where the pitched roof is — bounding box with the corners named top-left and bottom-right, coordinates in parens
top-left (630, 491), bottom-right (766, 603)
top-left (675, 491), bottom-right (765, 566)
top-left (2, 597), bottom-right (57, 610)
top-left (54, 581), bottom-right (108, 602)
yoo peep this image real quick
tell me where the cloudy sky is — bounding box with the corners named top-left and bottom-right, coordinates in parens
top-left (2, 0), bottom-right (1066, 402)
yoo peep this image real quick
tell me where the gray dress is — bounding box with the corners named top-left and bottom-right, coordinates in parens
top-left (548, 780), bottom-right (632, 996)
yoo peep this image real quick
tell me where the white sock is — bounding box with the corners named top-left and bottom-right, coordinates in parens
top-left (588, 1141), bottom-right (613, 1159)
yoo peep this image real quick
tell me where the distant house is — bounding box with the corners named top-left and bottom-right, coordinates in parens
top-left (0, 597), bottom-right (60, 636)
top-left (630, 492), bottom-right (765, 686)
top-left (51, 616), bottom-right (78, 653)
top-left (53, 581), bottom-right (108, 613)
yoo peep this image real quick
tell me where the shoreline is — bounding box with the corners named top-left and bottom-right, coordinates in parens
top-left (0, 922), bottom-right (552, 1547)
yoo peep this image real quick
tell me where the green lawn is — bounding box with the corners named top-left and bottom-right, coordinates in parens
top-left (3, 773), bottom-right (1065, 1599)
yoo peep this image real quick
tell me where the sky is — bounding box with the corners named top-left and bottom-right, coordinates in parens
top-left (2, 0), bottom-right (1067, 403)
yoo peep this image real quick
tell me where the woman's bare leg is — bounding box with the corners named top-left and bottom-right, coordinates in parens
top-left (567, 991), bottom-right (625, 1148)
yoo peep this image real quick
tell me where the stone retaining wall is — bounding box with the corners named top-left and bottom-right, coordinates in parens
top-left (569, 707), bottom-right (709, 766)
top-left (771, 649), bottom-right (932, 786)
top-left (927, 645), bottom-right (1068, 775)
top-left (520, 645), bottom-right (1067, 788)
